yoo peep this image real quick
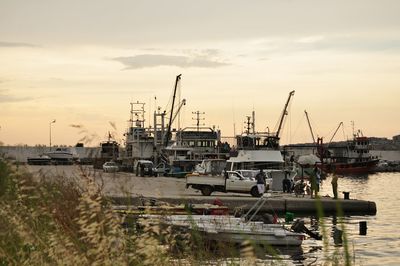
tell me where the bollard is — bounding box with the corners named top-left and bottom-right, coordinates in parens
top-left (359, 221), bottom-right (368, 235)
top-left (343, 191), bottom-right (350, 200)
top-left (333, 227), bottom-right (343, 245)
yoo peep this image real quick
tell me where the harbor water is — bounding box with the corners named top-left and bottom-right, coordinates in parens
top-left (277, 172), bottom-right (400, 265)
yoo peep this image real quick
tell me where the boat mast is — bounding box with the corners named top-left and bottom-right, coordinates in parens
top-left (304, 110), bottom-right (316, 143)
top-left (192, 110), bottom-right (205, 132)
top-left (165, 74), bottom-right (181, 147)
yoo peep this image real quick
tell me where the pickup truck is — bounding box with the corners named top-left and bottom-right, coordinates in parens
top-left (186, 171), bottom-right (263, 197)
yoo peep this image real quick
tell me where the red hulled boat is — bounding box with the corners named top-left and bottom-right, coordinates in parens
top-left (316, 135), bottom-right (379, 175)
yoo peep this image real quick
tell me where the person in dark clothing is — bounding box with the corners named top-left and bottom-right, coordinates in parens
top-left (256, 169), bottom-right (266, 194)
top-left (282, 174), bottom-right (291, 193)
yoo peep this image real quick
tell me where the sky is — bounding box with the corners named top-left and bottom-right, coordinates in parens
top-left (1, 0), bottom-right (399, 147)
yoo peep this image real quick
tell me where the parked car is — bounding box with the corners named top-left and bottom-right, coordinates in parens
top-left (135, 160), bottom-right (154, 177)
top-left (152, 163), bottom-right (170, 177)
top-left (103, 161), bottom-right (119, 172)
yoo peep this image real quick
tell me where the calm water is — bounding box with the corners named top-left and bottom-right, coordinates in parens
top-left (279, 172), bottom-right (400, 266)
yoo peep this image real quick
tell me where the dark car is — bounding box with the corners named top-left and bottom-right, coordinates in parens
top-left (136, 160), bottom-right (154, 177)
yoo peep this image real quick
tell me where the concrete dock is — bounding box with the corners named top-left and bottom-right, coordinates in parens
top-left (111, 195), bottom-right (377, 216)
top-left (26, 165), bottom-right (377, 216)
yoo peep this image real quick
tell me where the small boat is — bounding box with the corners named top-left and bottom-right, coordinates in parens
top-left (144, 214), bottom-right (304, 246)
top-left (44, 148), bottom-right (77, 164)
top-left (136, 195), bottom-right (304, 247)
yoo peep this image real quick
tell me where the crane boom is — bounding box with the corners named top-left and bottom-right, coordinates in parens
top-left (165, 74), bottom-right (181, 147)
top-left (170, 99), bottom-right (186, 127)
top-left (275, 90), bottom-right (295, 138)
top-left (328, 122), bottom-right (343, 145)
top-left (304, 110), bottom-right (316, 143)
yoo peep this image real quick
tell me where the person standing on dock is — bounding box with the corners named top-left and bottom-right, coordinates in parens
top-left (309, 169), bottom-right (317, 198)
top-left (314, 165), bottom-right (321, 194)
top-left (256, 169), bottom-right (266, 194)
top-left (331, 168), bottom-right (338, 199)
top-left (282, 172), bottom-right (291, 193)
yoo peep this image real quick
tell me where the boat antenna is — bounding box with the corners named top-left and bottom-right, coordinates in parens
top-left (192, 111), bottom-right (205, 132)
top-left (252, 110), bottom-right (256, 135)
top-left (245, 116), bottom-right (252, 134)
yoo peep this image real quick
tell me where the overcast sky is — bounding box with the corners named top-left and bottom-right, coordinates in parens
top-left (1, 0), bottom-right (399, 146)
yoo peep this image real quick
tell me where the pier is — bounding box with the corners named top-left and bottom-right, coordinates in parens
top-left (110, 194), bottom-right (377, 216)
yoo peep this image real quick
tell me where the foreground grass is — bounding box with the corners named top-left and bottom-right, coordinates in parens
top-left (0, 160), bottom-right (264, 265)
top-left (0, 159), bottom-right (354, 265)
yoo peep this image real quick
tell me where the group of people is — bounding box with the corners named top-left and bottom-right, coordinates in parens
top-left (309, 165), bottom-right (339, 199)
top-left (291, 164), bottom-right (339, 199)
top-left (250, 165), bottom-right (339, 199)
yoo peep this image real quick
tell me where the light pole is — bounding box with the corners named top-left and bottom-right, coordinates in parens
top-left (49, 119), bottom-right (56, 150)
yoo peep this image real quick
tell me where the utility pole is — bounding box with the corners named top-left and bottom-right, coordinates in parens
top-left (49, 119), bottom-right (56, 150)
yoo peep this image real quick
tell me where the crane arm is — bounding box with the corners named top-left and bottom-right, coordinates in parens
top-left (165, 74), bottom-right (181, 147)
top-left (304, 110), bottom-right (316, 143)
top-left (328, 122), bottom-right (343, 145)
top-left (275, 90), bottom-right (295, 138)
top-left (170, 99), bottom-right (186, 127)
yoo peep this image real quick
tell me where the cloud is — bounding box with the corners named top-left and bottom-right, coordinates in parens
top-left (69, 124), bottom-right (84, 129)
top-left (0, 89), bottom-right (34, 103)
top-left (112, 54), bottom-right (229, 69)
top-left (0, 41), bottom-right (38, 48)
top-left (254, 36), bottom-right (400, 57)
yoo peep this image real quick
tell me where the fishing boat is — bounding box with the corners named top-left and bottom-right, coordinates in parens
top-left (316, 134), bottom-right (379, 175)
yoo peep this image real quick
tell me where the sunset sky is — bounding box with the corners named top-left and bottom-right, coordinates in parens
top-left (1, 0), bottom-right (399, 146)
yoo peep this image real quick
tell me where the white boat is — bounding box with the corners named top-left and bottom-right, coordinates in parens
top-left (44, 147), bottom-right (77, 164)
top-left (144, 214), bottom-right (304, 246)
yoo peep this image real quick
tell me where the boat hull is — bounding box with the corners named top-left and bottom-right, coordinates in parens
top-left (203, 230), bottom-right (303, 246)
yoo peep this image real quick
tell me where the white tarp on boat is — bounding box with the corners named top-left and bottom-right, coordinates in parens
top-left (297, 154), bottom-right (320, 165)
top-left (228, 150), bottom-right (284, 163)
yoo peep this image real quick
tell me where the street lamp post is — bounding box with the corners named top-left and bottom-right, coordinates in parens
top-left (49, 119), bottom-right (56, 150)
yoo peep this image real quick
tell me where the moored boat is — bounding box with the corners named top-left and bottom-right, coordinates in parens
top-left (144, 214), bottom-right (304, 246)
top-left (316, 135), bottom-right (379, 175)
top-left (44, 147), bottom-right (77, 164)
